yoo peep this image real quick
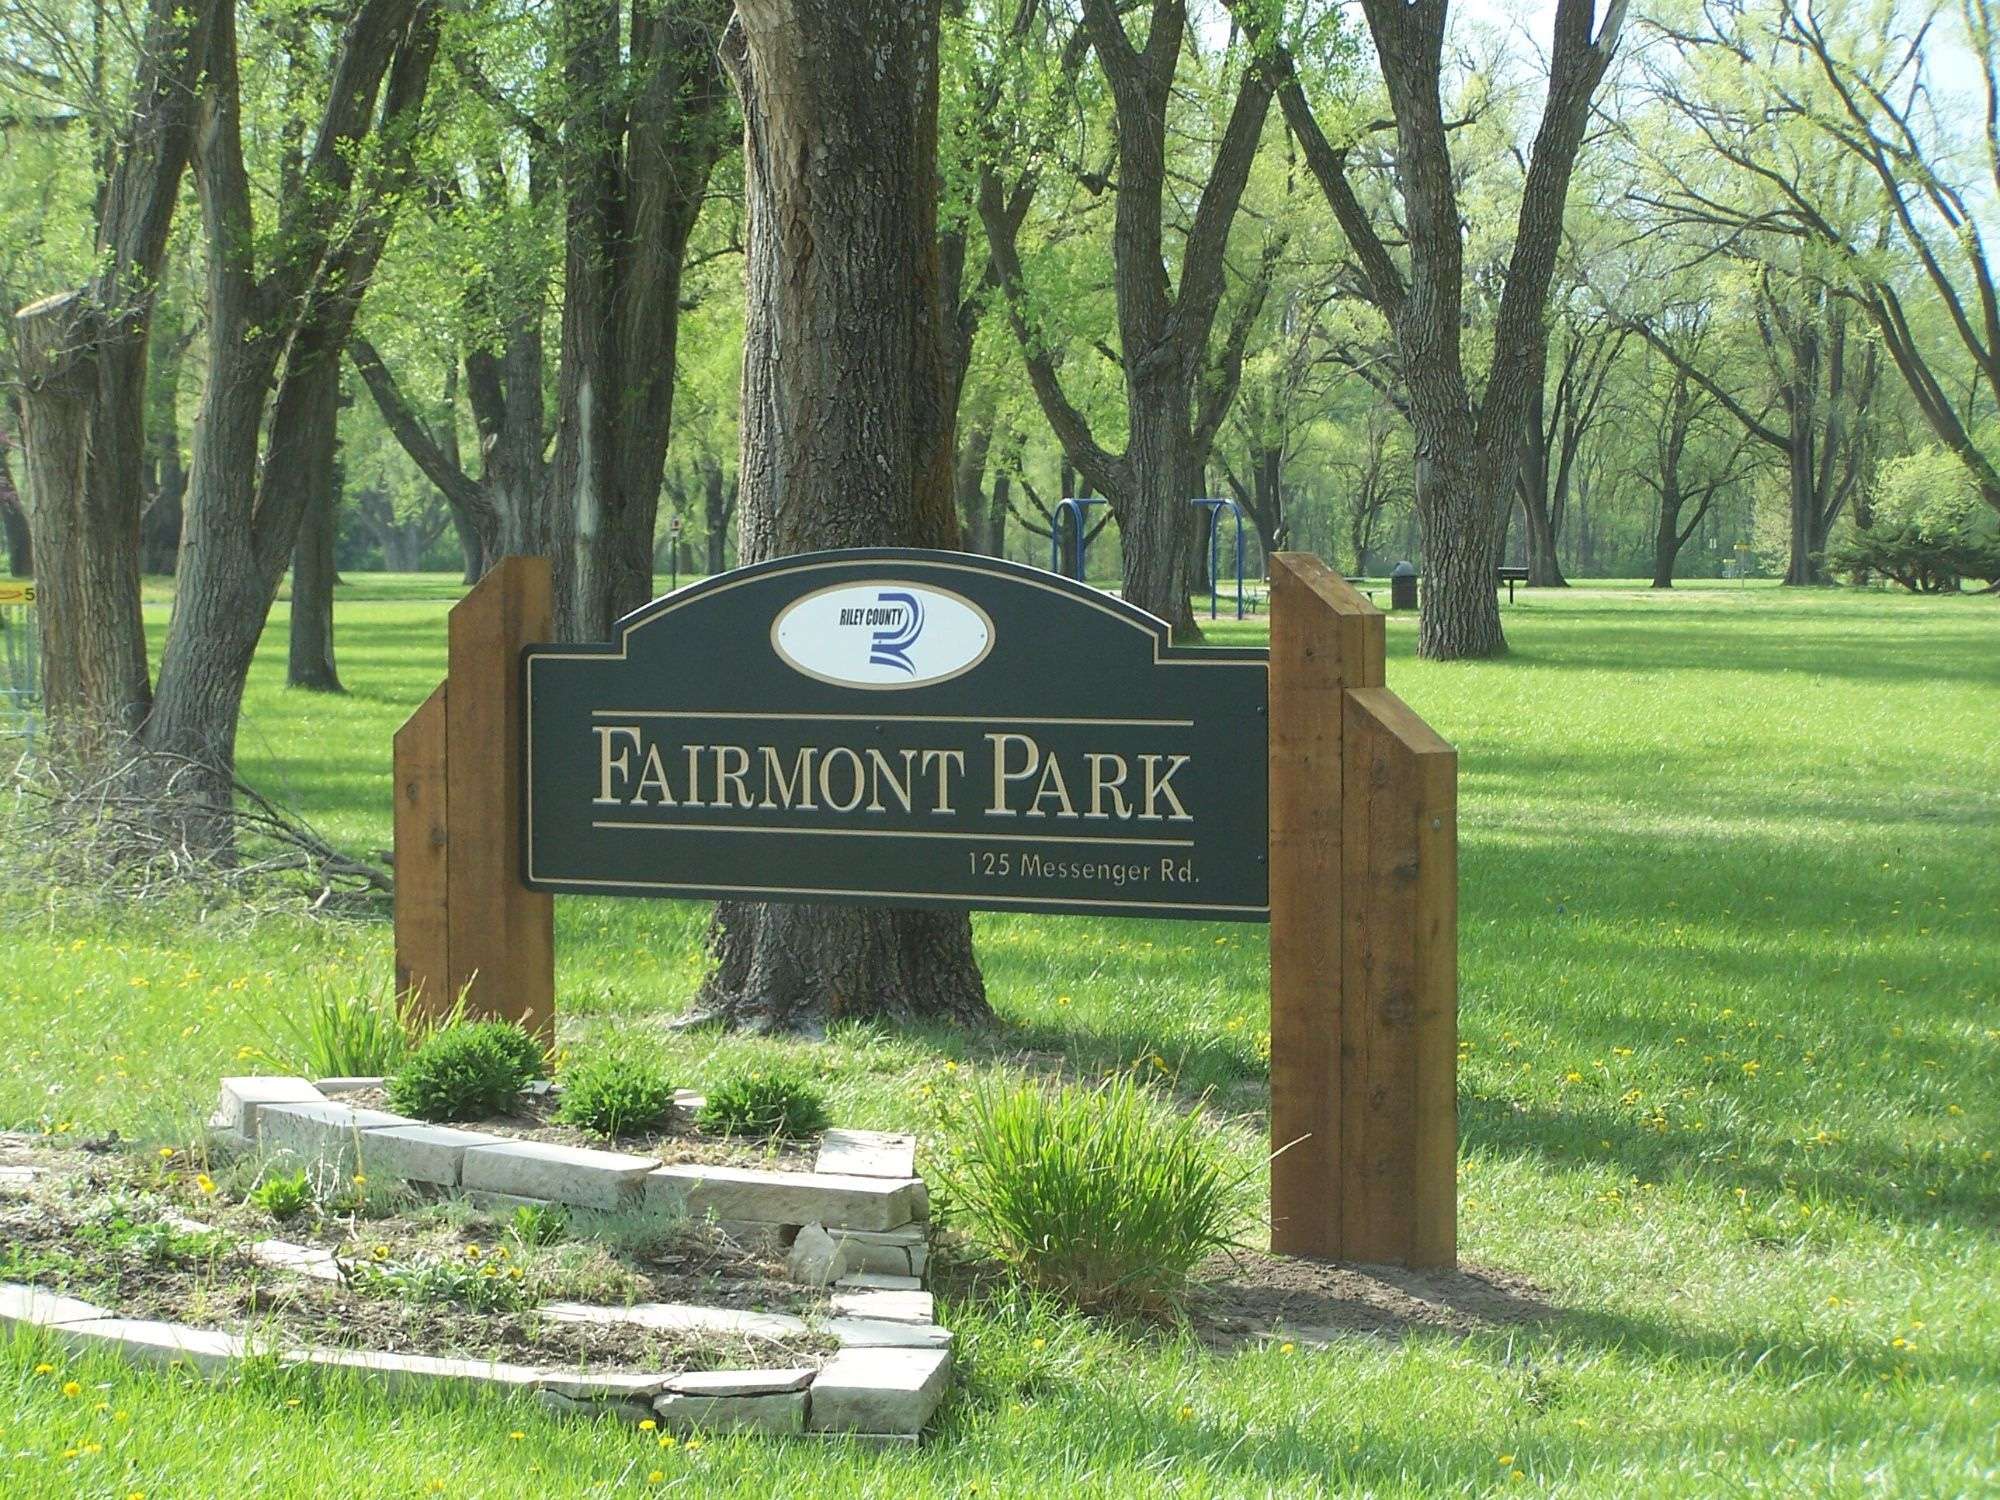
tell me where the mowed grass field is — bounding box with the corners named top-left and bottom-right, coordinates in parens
top-left (2, 577), bottom-right (1997, 1497)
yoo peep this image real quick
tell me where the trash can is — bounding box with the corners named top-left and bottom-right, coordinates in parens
top-left (1390, 560), bottom-right (1418, 611)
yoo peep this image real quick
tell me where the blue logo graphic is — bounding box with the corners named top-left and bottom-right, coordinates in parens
top-left (868, 590), bottom-right (924, 674)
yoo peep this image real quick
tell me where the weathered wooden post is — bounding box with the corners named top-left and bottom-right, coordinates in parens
top-left (393, 557), bottom-right (555, 1043)
top-left (1268, 553), bottom-right (1457, 1265)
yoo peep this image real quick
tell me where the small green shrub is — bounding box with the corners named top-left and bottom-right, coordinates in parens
top-left (248, 1168), bottom-right (313, 1222)
top-left (934, 1074), bottom-right (1251, 1315)
top-left (482, 1021), bottom-right (550, 1084)
top-left (554, 1053), bottom-right (675, 1137)
top-left (353, 1251), bottom-right (528, 1313)
top-left (386, 1021), bottom-right (540, 1122)
top-left (508, 1202), bottom-right (568, 1248)
top-left (259, 977), bottom-right (411, 1079)
top-left (697, 1071), bottom-right (830, 1138)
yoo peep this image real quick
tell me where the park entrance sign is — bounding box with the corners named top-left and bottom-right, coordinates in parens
top-left (521, 552), bottom-right (1268, 919)
top-left (394, 550), bottom-right (1458, 1268)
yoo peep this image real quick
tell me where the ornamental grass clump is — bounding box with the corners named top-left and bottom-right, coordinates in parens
top-left (387, 1021), bottom-right (541, 1122)
top-left (697, 1071), bottom-right (831, 1139)
top-left (554, 1053), bottom-right (676, 1138)
top-left (936, 1074), bottom-right (1252, 1315)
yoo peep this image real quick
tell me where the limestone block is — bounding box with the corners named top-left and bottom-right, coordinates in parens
top-left (827, 1317), bottom-right (953, 1351)
top-left (539, 1300), bottom-right (809, 1341)
top-left (361, 1124), bottom-right (508, 1187)
top-left (652, 1390), bottom-right (807, 1436)
top-left (646, 1165), bottom-right (915, 1231)
top-left (460, 1141), bottom-right (660, 1212)
top-left (662, 1368), bottom-right (814, 1396)
top-left (814, 1129), bottom-right (916, 1181)
top-left (0, 1282), bottom-right (110, 1328)
top-left (829, 1289), bottom-right (934, 1325)
top-left (214, 1076), bottom-right (325, 1138)
top-left (787, 1223), bottom-right (851, 1288)
top-left (806, 1347), bottom-right (951, 1437)
top-left (51, 1318), bottom-right (247, 1376)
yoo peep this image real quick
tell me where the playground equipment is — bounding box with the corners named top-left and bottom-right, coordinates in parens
top-left (1192, 497), bottom-right (1248, 620)
top-left (1049, 497), bottom-right (1109, 582)
top-left (1050, 497), bottom-right (1250, 620)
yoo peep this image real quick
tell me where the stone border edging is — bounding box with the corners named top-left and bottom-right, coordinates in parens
top-left (0, 1076), bottom-right (955, 1440)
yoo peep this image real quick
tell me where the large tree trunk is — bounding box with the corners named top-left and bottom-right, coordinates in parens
top-left (143, 0), bottom-right (437, 824)
top-left (1118, 391), bottom-right (1204, 636)
top-left (701, 456), bottom-right (732, 575)
top-left (697, 0), bottom-right (988, 1035)
top-left (0, 424), bottom-right (33, 576)
top-left (1651, 487), bottom-right (1684, 588)
top-left (1417, 439), bottom-right (1506, 659)
top-left (8, 0), bottom-right (218, 757)
top-left (286, 377), bottom-right (345, 691)
top-left (548, 0), bottom-right (730, 640)
top-left (15, 292), bottom-right (157, 751)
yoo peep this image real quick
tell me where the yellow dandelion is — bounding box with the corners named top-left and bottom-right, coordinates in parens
top-left (158, 1147), bottom-right (175, 1159)
top-left (32, 1363), bottom-right (52, 1375)
top-left (196, 1173), bottom-right (217, 1195)
top-left (62, 1381), bottom-right (81, 1397)
top-left (1030, 1337), bottom-right (1045, 1350)
top-left (639, 1419), bottom-right (656, 1431)
top-left (1278, 1342), bottom-right (1295, 1355)
top-left (465, 1244), bottom-right (482, 1259)
top-left (351, 1174), bottom-right (367, 1187)
top-left (658, 1434), bottom-right (676, 1448)
top-left (371, 1244), bottom-right (390, 1261)
top-left (1177, 1404), bottom-right (1194, 1421)
top-left (648, 1472), bottom-right (664, 1485)
top-left (509, 1430), bottom-right (525, 1441)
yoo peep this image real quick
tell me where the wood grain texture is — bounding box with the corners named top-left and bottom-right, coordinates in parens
top-left (392, 683), bottom-right (449, 1021)
top-left (1346, 685), bottom-right (1458, 1264)
top-left (1267, 552), bottom-right (1384, 1256)
top-left (445, 556), bottom-right (554, 1043)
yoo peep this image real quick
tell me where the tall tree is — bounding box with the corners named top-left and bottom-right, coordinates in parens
top-left (139, 0), bottom-right (441, 821)
top-left (1644, 0), bottom-right (2000, 519)
top-left (692, 0), bottom-right (989, 1033)
top-left (12, 0), bottom-right (220, 754)
top-left (1234, 0), bottom-right (1628, 657)
top-left (548, 0), bottom-right (733, 638)
top-left (983, 1), bottom-right (1277, 637)
top-left (1515, 309), bottom-right (1625, 587)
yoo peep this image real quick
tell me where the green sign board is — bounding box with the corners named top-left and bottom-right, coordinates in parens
top-left (522, 550), bottom-right (1269, 920)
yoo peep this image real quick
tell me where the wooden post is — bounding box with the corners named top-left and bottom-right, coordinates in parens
top-left (1268, 552), bottom-right (1456, 1266)
top-left (392, 684), bottom-right (450, 1020)
top-left (445, 557), bottom-right (555, 1043)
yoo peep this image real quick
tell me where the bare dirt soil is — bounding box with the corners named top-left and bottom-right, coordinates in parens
top-left (1183, 1250), bottom-right (1555, 1349)
top-left (0, 1140), bottom-right (830, 1372)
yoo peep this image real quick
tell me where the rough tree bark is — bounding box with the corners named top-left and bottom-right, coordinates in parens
top-left (11, 0), bottom-right (219, 755)
top-left (286, 381), bottom-right (345, 692)
top-left (694, 0), bottom-right (989, 1035)
top-left (983, 0), bottom-right (1275, 638)
top-left (1235, 0), bottom-right (1627, 657)
top-left (700, 456), bottom-right (735, 575)
top-left (0, 423), bottom-right (30, 575)
top-left (140, 0), bottom-right (438, 823)
top-left (547, 0), bottom-right (733, 640)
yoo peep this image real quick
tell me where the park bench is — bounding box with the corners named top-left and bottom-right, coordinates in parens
top-left (1497, 566), bottom-right (1529, 602)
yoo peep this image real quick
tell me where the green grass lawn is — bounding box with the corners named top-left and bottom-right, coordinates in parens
top-left (4, 578), bottom-right (1998, 1496)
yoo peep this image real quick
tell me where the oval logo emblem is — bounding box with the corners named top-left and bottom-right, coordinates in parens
top-left (771, 581), bottom-right (994, 690)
